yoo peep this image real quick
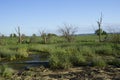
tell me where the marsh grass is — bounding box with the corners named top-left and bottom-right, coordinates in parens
top-left (0, 35), bottom-right (120, 69)
top-left (0, 65), bottom-right (14, 78)
top-left (79, 46), bottom-right (95, 57)
top-left (0, 44), bottom-right (29, 60)
top-left (95, 45), bottom-right (114, 56)
top-left (0, 48), bottom-right (16, 60)
top-left (49, 48), bottom-right (72, 69)
top-left (70, 52), bottom-right (86, 66)
top-left (108, 58), bottom-right (120, 67)
top-left (91, 55), bottom-right (107, 67)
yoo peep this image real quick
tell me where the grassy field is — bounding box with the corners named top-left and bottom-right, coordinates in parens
top-left (0, 34), bottom-right (120, 78)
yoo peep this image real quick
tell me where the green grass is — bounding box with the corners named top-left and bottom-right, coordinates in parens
top-left (0, 44), bottom-right (29, 60)
top-left (49, 47), bottom-right (72, 69)
top-left (0, 35), bottom-right (120, 69)
top-left (91, 55), bottom-right (107, 67)
top-left (0, 65), bottom-right (14, 78)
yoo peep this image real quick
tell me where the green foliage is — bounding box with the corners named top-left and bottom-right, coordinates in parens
top-left (28, 44), bottom-right (54, 53)
top-left (29, 36), bottom-right (41, 43)
top-left (10, 33), bottom-right (17, 38)
top-left (70, 52), bottom-right (86, 66)
top-left (109, 59), bottom-right (120, 67)
top-left (0, 47), bottom-right (16, 60)
top-left (91, 56), bottom-right (106, 67)
top-left (0, 65), bottom-right (14, 78)
top-left (0, 35), bottom-right (120, 70)
top-left (111, 33), bottom-right (120, 43)
top-left (49, 48), bottom-right (72, 69)
top-left (95, 29), bottom-right (107, 36)
top-left (16, 47), bottom-right (28, 58)
top-left (80, 46), bottom-right (95, 57)
top-left (0, 44), bottom-right (28, 60)
top-left (95, 45), bottom-right (113, 55)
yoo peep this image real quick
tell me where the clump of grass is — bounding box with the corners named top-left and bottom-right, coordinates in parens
top-left (0, 45), bottom-right (29, 60)
top-left (91, 55), bottom-right (107, 67)
top-left (0, 65), bottom-right (14, 78)
top-left (108, 58), bottom-right (120, 67)
top-left (0, 48), bottom-right (16, 60)
top-left (49, 46), bottom-right (88, 69)
top-left (70, 52), bottom-right (86, 66)
top-left (79, 46), bottom-right (95, 57)
top-left (49, 48), bottom-right (72, 69)
top-left (28, 44), bottom-right (54, 53)
top-left (95, 45), bottom-right (113, 55)
top-left (16, 47), bottom-right (28, 58)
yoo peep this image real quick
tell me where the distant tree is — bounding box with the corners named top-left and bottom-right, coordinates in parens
top-left (10, 34), bottom-right (13, 38)
top-left (30, 34), bottom-right (37, 43)
top-left (0, 33), bottom-right (5, 39)
top-left (48, 33), bottom-right (57, 37)
top-left (58, 24), bottom-right (77, 42)
top-left (13, 33), bottom-right (17, 37)
top-left (10, 33), bottom-right (17, 38)
top-left (95, 29), bottom-right (107, 35)
top-left (97, 13), bottom-right (103, 42)
top-left (39, 30), bottom-right (47, 44)
top-left (32, 33), bottom-right (36, 37)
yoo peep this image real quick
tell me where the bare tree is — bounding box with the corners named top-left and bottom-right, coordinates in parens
top-left (58, 24), bottom-right (77, 42)
top-left (15, 26), bottom-right (22, 44)
top-left (39, 30), bottom-right (47, 44)
top-left (97, 13), bottom-right (103, 42)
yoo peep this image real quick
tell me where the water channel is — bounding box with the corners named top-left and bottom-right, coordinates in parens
top-left (0, 53), bottom-right (49, 70)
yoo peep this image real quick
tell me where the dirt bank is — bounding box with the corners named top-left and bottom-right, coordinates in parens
top-left (1, 66), bottom-right (120, 80)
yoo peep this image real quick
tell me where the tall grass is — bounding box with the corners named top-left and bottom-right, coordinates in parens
top-left (91, 55), bottom-right (107, 67)
top-left (95, 45), bottom-right (113, 55)
top-left (0, 35), bottom-right (120, 69)
top-left (0, 45), bottom-right (28, 60)
top-left (49, 48), bottom-right (72, 69)
top-left (0, 65), bottom-right (14, 78)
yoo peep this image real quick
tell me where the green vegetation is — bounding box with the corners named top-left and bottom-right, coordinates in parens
top-left (0, 34), bottom-right (120, 70)
top-left (0, 65), bottom-right (14, 78)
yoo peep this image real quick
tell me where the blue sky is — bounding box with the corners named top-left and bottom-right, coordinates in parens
top-left (0, 0), bottom-right (120, 36)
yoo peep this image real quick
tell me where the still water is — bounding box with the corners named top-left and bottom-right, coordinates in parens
top-left (0, 54), bottom-right (49, 70)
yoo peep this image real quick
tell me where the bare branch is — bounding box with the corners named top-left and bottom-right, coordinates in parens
top-left (58, 23), bottom-right (78, 42)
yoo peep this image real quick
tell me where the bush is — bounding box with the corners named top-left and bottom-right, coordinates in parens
top-left (91, 55), bottom-right (107, 67)
top-left (49, 48), bottom-right (72, 69)
top-left (16, 47), bottom-right (28, 58)
top-left (95, 45), bottom-right (113, 55)
top-left (70, 52), bottom-right (86, 66)
top-left (109, 59), bottom-right (120, 67)
top-left (0, 48), bottom-right (16, 60)
top-left (0, 45), bottom-right (29, 60)
top-left (0, 65), bottom-right (14, 78)
top-left (80, 46), bottom-right (95, 57)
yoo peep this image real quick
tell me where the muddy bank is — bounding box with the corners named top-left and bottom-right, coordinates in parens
top-left (1, 66), bottom-right (120, 80)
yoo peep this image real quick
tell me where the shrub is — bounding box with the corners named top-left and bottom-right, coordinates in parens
top-left (0, 65), bottom-right (14, 78)
top-left (49, 48), bottom-right (72, 69)
top-left (16, 47), bottom-right (28, 58)
top-left (95, 45), bottom-right (113, 55)
top-left (28, 44), bottom-right (54, 53)
top-left (70, 52), bottom-right (86, 66)
top-left (109, 59), bottom-right (120, 67)
top-left (80, 46), bottom-right (95, 57)
top-left (0, 48), bottom-right (16, 60)
top-left (0, 45), bottom-right (28, 60)
top-left (91, 55), bottom-right (107, 67)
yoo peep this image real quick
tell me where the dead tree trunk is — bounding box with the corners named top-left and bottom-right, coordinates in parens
top-left (16, 27), bottom-right (22, 44)
top-left (97, 13), bottom-right (103, 42)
